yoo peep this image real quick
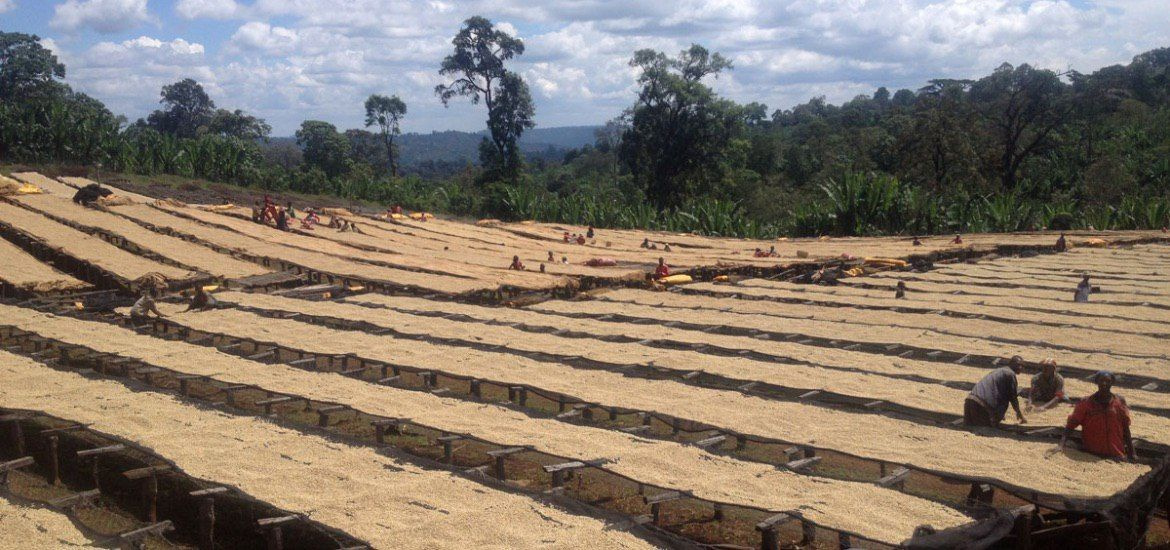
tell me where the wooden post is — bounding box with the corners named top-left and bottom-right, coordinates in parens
top-left (486, 448), bottom-right (526, 481)
top-left (198, 497), bottom-right (215, 550)
top-left (7, 419), bottom-right (25, 458)
top-left (470, 379), bottom-right (481, 399)
top-left (47, 436), bottom-right (59, 485)
top-left (146, 474), bottom-right (159, 522)
top-left (265, 526), bottom-right (283, 550)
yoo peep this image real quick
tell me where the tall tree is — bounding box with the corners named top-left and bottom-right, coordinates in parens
top-left (619, 44), bottom-right (739, 208)
top-left (207, 108), bottom-right (271, 141)
top-left (146, 78), bottom-right (216, 138)
top-left (0, 32), bottom-right (66, 101)
top-left (435, 16), bottom-right (533, 179)
top-left (296, 120), bottom-right (351, 179)
top-left (969, 63), bottom-right (1071, 189)
top-left (364, 94), bottom-right (407, 177)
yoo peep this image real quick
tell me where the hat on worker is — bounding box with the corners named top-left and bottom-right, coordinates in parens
top-left (1093, 370), bottom-right (1115, 382)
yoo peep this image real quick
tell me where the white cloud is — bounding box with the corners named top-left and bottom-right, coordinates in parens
top-left (0, 0), bottom-right (15, 15)
top-left (41, 0), bottom-right (1170, 134)
top-left (175, 0), bottom-right (240, 19)
top-left (50, 0), bottom-right (152, 34)
top-left (229, 22), bottom-right (300, 55)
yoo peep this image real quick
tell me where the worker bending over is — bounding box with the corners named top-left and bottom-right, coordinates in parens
top-left (184, 286), bottom-right (218, 312)
top-left (964, 356), bottom-right (1026, 427)
top-left (1074, 274), bottom-right (1092, 302)
top-left (129, 290), bottom-right (166, 324)
top-left (509, 255), bottom-right (525, 271)
top-left (1022, 359), bottom-right (1066, 412)
top-left (1063, 371), bottom-right (1135, 462)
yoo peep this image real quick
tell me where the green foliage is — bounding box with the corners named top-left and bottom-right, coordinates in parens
top-left (145, 78), bottom-right (216, 138)
top-left (0, 31), bottom-right (66, 102)
top-left (296, 120), bottom-right (351, 179)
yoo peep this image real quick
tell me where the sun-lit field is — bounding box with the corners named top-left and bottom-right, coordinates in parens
top-left (2, 172), bottom-right (1169, 549)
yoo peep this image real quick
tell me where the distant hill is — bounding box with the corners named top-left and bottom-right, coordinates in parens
top-left (267, 126), bottom-right (601, 168)
top-left (397, 126), bottom-right (601, 165)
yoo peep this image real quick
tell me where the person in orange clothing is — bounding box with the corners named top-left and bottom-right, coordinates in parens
top-left (1062, 371), bottom-right (1135, 461)
top-left (654, 257), bottom-right (670, 279)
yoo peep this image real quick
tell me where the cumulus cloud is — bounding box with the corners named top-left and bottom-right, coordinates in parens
top-left (230, 22), bottom-right (300, 55)
top-left (50, 0), bottom-right (152, 34)
top-left (175, 0), bottom-right (240, 19)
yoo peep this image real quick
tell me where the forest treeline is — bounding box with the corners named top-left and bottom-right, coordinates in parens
top-left (2, 20), bottom-right (1169, 237)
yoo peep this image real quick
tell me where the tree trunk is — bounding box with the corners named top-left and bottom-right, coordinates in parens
top-left (386, 132), bottom-right (398, 178)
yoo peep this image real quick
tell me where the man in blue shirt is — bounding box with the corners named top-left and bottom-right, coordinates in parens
top-left (965, 356), bottom-right (1027, 427)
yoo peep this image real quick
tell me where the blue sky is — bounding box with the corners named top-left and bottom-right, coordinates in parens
top-left (2, 0), bottom-right (1167, 136)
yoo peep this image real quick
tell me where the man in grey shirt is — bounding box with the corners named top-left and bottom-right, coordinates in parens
top-left (964, 356), bottom-right (1027, 427)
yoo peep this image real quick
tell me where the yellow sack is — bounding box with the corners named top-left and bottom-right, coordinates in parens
top-left (202, 203), bottom-right (236, 212)
top-left (864, 257), bottom-right (907, 267)
top-left (390, 213), bottom-right (408, 220)
top-left (409, 212), bottom-right (432, 220)
top-left (659, 274), bottom-right (693, 285)
top-left (713, 275), bottom-right (730, 282)
top-left (17, 183), bottom-right (43, 194)
top-left (1082, 238), bottom-right (1108, 248)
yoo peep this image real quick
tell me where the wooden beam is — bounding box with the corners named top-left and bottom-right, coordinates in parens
top-left (50, 488), bottom-right (100, 509)
top-left (693, 434), bottom-right (728, 449)
top-left (785, 456), bottom-right (822, 472)
top-left (77, 444), bottom-right (124, 457)
top-left (877, 467), bottom-right (911, 490)
top-left (189, 486), bottom-right (230, 497)
top-left (118, 520), bottom-right (173, 542)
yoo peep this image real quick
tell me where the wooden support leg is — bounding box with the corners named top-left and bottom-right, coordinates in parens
top-left (470, 380), bottom-right (481, 399)
top-left (801, 521), bottom-right (816, 546)
top-left (838, 532), bottom-right (852, 549)
top-left (9, 420), bottom-right (25, 458)
top-left (199, 498), bottom-right (215, 550)
top-left (146, 474), bottom-right (159, 522)
top-left (47, 436), bottom-right (60, 486)
top-left (494, 455), bottom-right (506, 479)
top-left (265, 526), bottom-right (283, 550)
top-left (713, 502), bottom-right (724, 521)
top-left (760, 527), bottom-right (779, 550)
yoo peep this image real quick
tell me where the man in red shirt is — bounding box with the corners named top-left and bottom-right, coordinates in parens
top-left (654, 257), bottom-right (670, 279)
top-left (1062, 371), bottom-right (1135, 461)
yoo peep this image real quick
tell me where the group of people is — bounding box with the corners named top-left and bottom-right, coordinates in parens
top-left (563, 227), bottom-right (594, 245)
top-left (753, 246), bottom-right (779, 258)
top-left (252, 196), bottom-right (370, 234)
top-left (965, 356), bottom-right (1135, 461)
top-left (128, 285), bottom-right (218, 324)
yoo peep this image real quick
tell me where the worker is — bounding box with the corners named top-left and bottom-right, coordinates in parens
top-left (539, 263), bottom-right (546, 273)
top-left (350, 221), bottom-right (364, 234)
top-left (1062, 371), bottom-right (1135, 461)
top-left (894, 280), bottom-right (907, 299)
top-left (964, 356), bottom-right (1026, 427)
top-left (654, 257), bottom-right (670, 279)
top-left (184, 286), bottom-right (218, 312)
top-left (561, 256), bottom-right (568, 264)
top-left (951, 234), bottom-right (963, 245)
top-left (768, 245), bottom-right (778, 257)
top-left (251, 200), bottom-right (263, 223)
top-left (1023, 359), bottom-right (1066, 412)
top-left (548, 251), bottom-right (555, 262)
top-left (262, 195), bottom-right (278, 223)
top-left (576, 234), bottom-right (587, 245)
top-left (753, 247), bottom-right (767, 258)
top-left (563, 231), bottom-right (571, 243)
top-left (391, 205), bottom-right (403, 215)
top-left (509, 255), bottom-right (525, 271)
top-left (274, 206), bottom-right (289, 231)
top-left (129, 290), bottom-right (165, 324)
top-left (72, 183), bottom-right (112, 206)
top-left (586, 226), bottom-right (595, 239)
top-left (1055, 233), bottom-right (1067, 252)
top-left (663, 244), bottom-right (672, 252)
top-left (1075, 274), bottom-right (1092, 302)
top-left (640, 238), bottom-right (650, 249)
top-left (912, 236), bottom-right (922, 246)
top-left (301, 208), bottom-right (320, 229)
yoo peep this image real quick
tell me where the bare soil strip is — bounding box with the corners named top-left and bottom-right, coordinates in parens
top-left (0, 237), bottom-right (90, 293)
top-left (0, 348), bottom-right (657, 550)
top-left (10, 193), bottom-right (269, 279)
top-left (529, 296), bottom-right (1170, 383)
top-left (0, 494), bottom-right (95, 549)
top-left (0, 202), bottom-right (196, 283)
top-left (692, 280), bottom-right (1170, 335)
top-left (9, 172), bottom-right (78, 196)
top-left (45, 303), bottom-right (1149, 499)
top-left (0, 307), bottom-right (975, 543)
top-left (592, 287), bottom-right (1168, 359)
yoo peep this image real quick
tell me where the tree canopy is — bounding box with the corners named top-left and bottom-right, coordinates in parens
top-left (435, 16), bottom-right (533, 180)
top-left (0, 32), bottom-right (66, 102)
top-left (364, 94), bottom-right (407, 177)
